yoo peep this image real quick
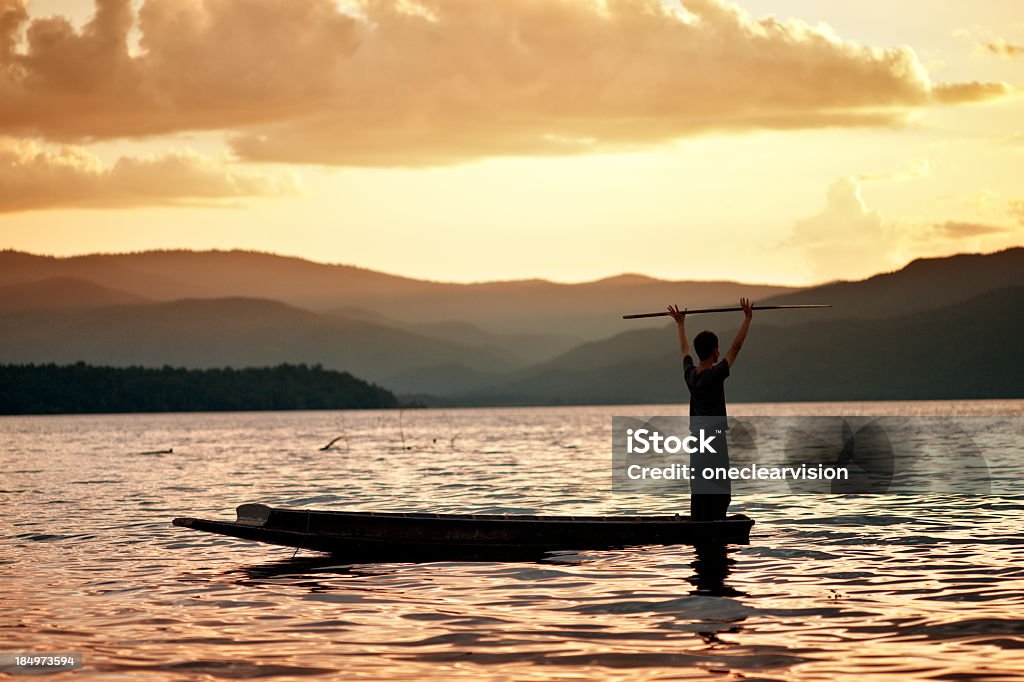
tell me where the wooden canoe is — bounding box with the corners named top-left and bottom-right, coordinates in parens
top-left (173, 504), bottom-right (754, 562)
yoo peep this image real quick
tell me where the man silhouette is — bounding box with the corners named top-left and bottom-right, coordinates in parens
top-left (667, 298), bottom-right (753, 520)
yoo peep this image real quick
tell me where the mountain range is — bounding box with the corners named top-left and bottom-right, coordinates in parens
top-left (0, 250), bottom-right (794, 339)
top-left (0, 247), bottom-right (1021, 403)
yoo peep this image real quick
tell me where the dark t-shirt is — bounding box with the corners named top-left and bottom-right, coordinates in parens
top-left (683, 355), bottom-right (730, 418)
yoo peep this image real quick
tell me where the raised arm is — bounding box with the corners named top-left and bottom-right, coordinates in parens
top-left (724, 297), bottom-right (753, 368)
top-left (667, 305), bottom-right (691, 359)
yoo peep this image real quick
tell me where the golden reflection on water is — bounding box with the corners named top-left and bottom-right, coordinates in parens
top-left (1, 402), bottom-right (1024, 680)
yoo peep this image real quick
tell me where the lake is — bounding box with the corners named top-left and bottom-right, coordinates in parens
top-left (3, 401), bottom-right (1024, 680)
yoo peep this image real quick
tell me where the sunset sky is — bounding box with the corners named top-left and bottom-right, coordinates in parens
top-left (0, 0), bottom-right (1021, 284)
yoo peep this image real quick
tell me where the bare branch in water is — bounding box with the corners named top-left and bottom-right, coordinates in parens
top-left (319, 436), bottom-right (344, 451)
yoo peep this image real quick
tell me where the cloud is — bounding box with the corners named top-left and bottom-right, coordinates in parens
top-left (930, 220), bottom-right (1009, 238)
top-left (0, 0), bottom-right (360, 138)
top-left (0, 138), bottom-right (298, 212)
top-left (931, 81), bottom-right (1014, 104)
top-left (985, 38), bottom-right (1024, 59)
top-left (791, 179), bottom-right (1020, 282)
top-left (954, 28), bottom-right (1024, 59)
top-left (0, 0), bottom-right (1013, 166)
top-left (790, 177), bottom-right (896, 281)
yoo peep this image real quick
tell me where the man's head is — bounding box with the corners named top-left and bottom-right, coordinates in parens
top-left (694, 330), bottom-right (719, 362)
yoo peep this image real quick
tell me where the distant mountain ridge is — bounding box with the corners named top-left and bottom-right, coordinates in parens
top-left (0, 249), bottom-right (796, 339)
top-left (760, 248), bottom-right (1024, 322)
top-left (0, 296), bottom-right (521, 392)
top-left (0, 247), bottom-right (1020, 403)
top-left (0, 276), bottom-right (148, 312)
top-left (452, 286), bottom-right (1024, 405)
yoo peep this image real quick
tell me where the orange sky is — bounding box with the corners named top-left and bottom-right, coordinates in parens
top-left (0, 0), bottom-right (1021, 284)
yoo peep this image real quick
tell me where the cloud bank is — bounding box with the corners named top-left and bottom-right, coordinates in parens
top-left (792, 178), bottom-right (1022, 281)
top-left (0, 0), bottom-right (1013, 166)
top-left (0, 139), bottom-right (297, 212)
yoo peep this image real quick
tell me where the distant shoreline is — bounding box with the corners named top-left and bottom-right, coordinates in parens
top-left (0, 362), bottom-right (403, 416)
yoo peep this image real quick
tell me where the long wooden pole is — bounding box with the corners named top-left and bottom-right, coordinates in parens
top-left (622, 304), bottom-right (831, 320)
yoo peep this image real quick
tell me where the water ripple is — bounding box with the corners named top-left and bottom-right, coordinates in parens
top-left (1, 404), bottom-right (1024, 680)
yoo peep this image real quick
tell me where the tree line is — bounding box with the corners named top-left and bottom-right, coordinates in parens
top-left (0, 362), bottom-right (401, 414)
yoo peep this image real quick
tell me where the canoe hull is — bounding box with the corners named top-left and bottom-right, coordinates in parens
top-left (173, 504), bottom-right (754, 562)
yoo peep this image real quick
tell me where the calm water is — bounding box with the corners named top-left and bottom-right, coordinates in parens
top-left (3, 401), bottom-right (1024, 680)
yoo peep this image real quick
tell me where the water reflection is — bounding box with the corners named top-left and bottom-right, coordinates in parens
top-left (237, 556), bottom-right (358, 582)
top-left (689, 543), bottom-right (744, 598)
top-left (237, 541), bottom-right (747, 596)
